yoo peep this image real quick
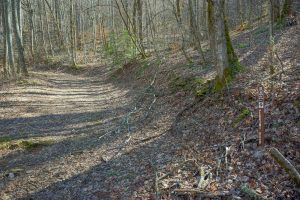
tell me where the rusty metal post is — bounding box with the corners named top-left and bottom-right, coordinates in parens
top-left (258, 84), bottom-right (265, 146)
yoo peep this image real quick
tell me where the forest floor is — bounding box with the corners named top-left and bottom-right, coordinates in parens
top-left (0, 22), bottom-right (299, 199)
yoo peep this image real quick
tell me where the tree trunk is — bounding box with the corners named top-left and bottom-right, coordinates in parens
top-left (273, 0), bottom-right (281, 21)
top-left (137, 0), bottom-right (145, 56)
top-left (188, 0), bottom-right (195, 45)
top-left (4, 0), bottom-right (16, 77)
top-left (269, 0), bottom-right (275, 75)
top-left (28, 2), bottom-right (35, 63)
top-left (16, 0), bottom-right (22, 44)
top-left (70, 0), bottom-right (76, 66)
top-left (44, 0), bottom-right (66, 51)
top-left (38, 0), bottom-right (48, 58)
top-left (188, 0), bottom-right (206, 63)
top-left (12, 0), bottom-right (28, 76)
top-left (1, 1), bottom-right (8, 78)
top-left (237, 0), bottom-right (245, 25)
top-left (92, 0), bottom-right (97, 55)
top-left (281, 0), bottom-right (293, 18)
top-left (202, 0), bottom-right (208, 39)
top-left (132, 0), bottom-right (137, 35)
top-left (208, 0), bottom-right (216, 63)
top-left (176, 0), bottom-right (181, 21)
top-left (44, 0), bottom-right (54, 56)
top-left (215, 0), bottom-right (228, 77)
top-left (209, 0), bottom-right (238, 90)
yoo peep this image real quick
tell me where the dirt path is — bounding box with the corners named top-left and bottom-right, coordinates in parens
top-left (0, 69), bottom-right (176, 199)
top-left (1, 23), bottom-right (298, 200)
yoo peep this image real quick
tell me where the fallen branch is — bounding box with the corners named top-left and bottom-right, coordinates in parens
top-left (263, 69), bottom-right (285, 81)
top-left (269, 147), bottom-right (300, 188)
top-left (173, 189), bottom-right (228, 197)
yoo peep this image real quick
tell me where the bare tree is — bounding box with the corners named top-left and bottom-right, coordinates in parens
top-left (208, 0), bottom-right (238, 89)
top-left (3, 0), bottom-right (16, 77)
top-left (70, 0), bottom-right (77, 66)
top-left (12, 0), bottom-right (28, 76)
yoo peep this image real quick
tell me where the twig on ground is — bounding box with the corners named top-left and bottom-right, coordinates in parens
top-left (173, 188), bottom-right (229, 197)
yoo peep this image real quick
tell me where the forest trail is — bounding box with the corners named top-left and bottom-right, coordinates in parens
top-left (0, 69), bottom-right (173, 199)
top-left (0, 19), bottom-right (299, 200)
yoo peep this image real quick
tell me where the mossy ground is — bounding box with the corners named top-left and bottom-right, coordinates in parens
top-left (169, 76), bottom-right (212, 97)
top-left (234, 108), bottom-right (251, 127)
top-left (0, 137), bottom-right (54, 150)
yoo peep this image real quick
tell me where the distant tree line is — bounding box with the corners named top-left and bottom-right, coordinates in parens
top-left (0, 0), bottom-right (295, 85)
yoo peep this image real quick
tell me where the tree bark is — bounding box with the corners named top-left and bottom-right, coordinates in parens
top-left (208, 0), bottom-right (238, 90)
top-left (3, 0), bottom-right (16, 77)
top-left (38, 0), bottom-right (48, 58)
top-left (28, 2), bottom-right (35, 63)
top-left (188, 0), bottom-right (206, 63)
top-left (12, 0), bottom-right (28, 76)
top-left (281, 0), bottom-right (293, 18)
top-left (269, 0), bottom-right (275, 75)
top-left (208, 0), bottom-right (217, 64)
top-left (44, 0), bottom-right (54, 56)
top-left (132, 0), bottom-right (137, 35)
top-left (137, 0), bottom-right (145, 56)
top-left (1, 1), bottom-right (8, 78)
top-left (70, 0), bottom-right (76, 66)
top-left (215, 0), bottom-right (228, 77)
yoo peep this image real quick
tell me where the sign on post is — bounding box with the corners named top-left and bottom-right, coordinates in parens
top-left (258, 85), bottom-right (265, 146)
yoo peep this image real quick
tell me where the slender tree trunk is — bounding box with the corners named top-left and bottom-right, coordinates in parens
top-left (28, 3), bottom-right (35, 63)
top-left (70, 0), bottom-right (76, 66)
top-left (44, 0), bottom-right (66, 51)
top-left (172, 0), bottom-right (191, 62)
top-left (16, 0), bottom-right (22, 43)
top-left (54, 0), bottom-right (62, 30)
top-left (208, 0), bottom-right (216, 63)
top-left (137, 0), bottom-right (145, 55)
top-left (202, 0), bottom-right (208, 39)
top-left (1, 1), bottom-right (9, 78)
top-left (12, 0), bottom-right (28, 76)
top-left (188, 0), bottom-right (195, 45)
top-left (92, 0), bottom-right (97, 55)
top-left (123, 0), bottom-right (129, 29)
top-left (44, 0), bottom-right (54, 56)
top-left (215, 0), bottom-right (228, 77)
top-left (188, 0), bottom-right (206, 63)
top-left (80, 1), bottom-right (87, 64)
top-left (176, 0), bottom-right (181, 21)
top-left (115, 0), bottom-right (145, 57)
top-left (237, 0), bottom-right (245, 25)
top-left (132, 0), bottom-right (137, 35)
top-left (4, 0), bottom-right (16, 77)
top-left (38, 1), bottom-right (48, 58)
top-left (269, 0), bottom-right (275, 75)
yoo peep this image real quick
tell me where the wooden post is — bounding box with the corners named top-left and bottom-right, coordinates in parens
top-left (258, 84), bottom-right (265, 146)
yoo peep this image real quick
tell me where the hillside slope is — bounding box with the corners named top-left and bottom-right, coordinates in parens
top-left (0, 22), bottom-right (299, 199)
